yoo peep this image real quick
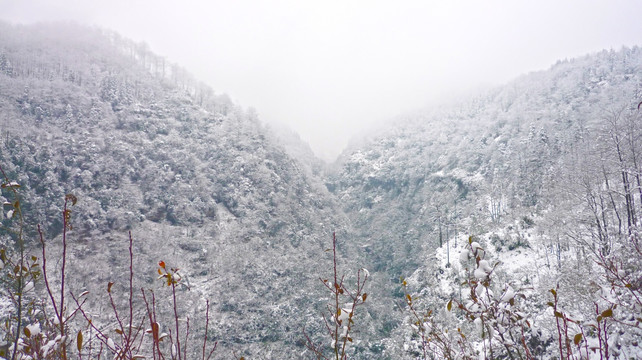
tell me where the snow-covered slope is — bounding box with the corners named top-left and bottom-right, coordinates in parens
top-left (330, 46), bottom-right (642, 358)
top-left (0, 21), bottom-right (360, 358)
top-left (1, 20), bottom-right (641, 359)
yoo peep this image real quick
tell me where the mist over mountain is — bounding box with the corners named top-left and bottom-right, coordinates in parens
top-left (1, 21), bottom-right (641, 359)
top-left (0, 21), bottom-right (360, 358)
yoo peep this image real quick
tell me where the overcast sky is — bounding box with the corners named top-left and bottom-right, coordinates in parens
top-left (1, 1), bottom-right (640, 160)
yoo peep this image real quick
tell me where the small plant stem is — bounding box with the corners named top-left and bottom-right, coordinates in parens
top-left (172, 282), bottom-right (182, 360)
top-left (202, 301), bottom-right (208, 360)
top-left (183, 317), bottom-right (190, 360)
top-left (595, 303), bottom-right (605, 360)
top-left (59, 197), bottom-right (70, 360)
top-left (202, 300), bottom-right (218, 360)
top-left (38, 225), bottom-right (61, 326)
top-left (108, 288), bottom-right (126, 344)
top-left (127, 231), bottom-right (134, 354)
top-left (332, 232), bottom-right (340, 360)
top-left (70, 293), bottom-right (114, 353)
top-left (141, 289), bottom-right (158, 360)
top-left (553, 292), bottom-right (564, 359)
top-left (152, 292), bottom-right (164, 359)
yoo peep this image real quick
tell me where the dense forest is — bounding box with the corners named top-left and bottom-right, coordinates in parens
top-left (1, 21), bottom-right (641, 359)
top-left (328, 46), bottom-right (642, 359)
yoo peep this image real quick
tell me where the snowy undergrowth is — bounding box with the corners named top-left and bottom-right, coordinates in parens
top-left (402, 216), bottom-right (642, 359)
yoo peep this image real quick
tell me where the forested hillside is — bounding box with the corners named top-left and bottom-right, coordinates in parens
top-left (329, 46), bottom-right (642, 358)
top-left (1, 21), bottom-right (641, 359)
top-left (0, 21), bottom-right (366, 359)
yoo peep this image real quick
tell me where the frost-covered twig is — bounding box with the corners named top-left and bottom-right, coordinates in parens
top-left (304, 232), bottom-right (368, 360)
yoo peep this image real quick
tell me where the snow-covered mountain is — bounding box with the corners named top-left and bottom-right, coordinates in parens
top-left (0, 21), bottom-right (362, 358)
top-left (1, 21), bottom-right (641, 359)
top-left (329, 46), bottom-right (642, 358)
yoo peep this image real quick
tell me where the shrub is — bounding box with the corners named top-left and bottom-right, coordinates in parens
top-left (303, 232), bottom-right (369, 360)
top-left (0, 164), bottom-right (217, 360)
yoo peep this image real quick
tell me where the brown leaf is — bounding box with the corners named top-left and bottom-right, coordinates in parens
top-left (66, 194), bottom-right (78, 205)
top-left (77, 330), bottom-right (83, 352)
top-left (152, 322), bottom-right (160, 342)
top-left (601, 308), bottom-right (613, 318)
top-left (574, 333), bottom-right (582, 345)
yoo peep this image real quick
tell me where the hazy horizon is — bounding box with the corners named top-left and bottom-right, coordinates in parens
top-left (2, 0), bottom-right (640, 161)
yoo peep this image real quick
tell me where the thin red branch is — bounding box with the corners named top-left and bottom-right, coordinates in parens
top-left (127, 231), bottom-right (134, 353)
top-left (171, 281), bottom-right (182, 360)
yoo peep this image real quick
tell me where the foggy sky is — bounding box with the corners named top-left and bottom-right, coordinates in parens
top-left (1, 0), bottom-right (640, 161)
